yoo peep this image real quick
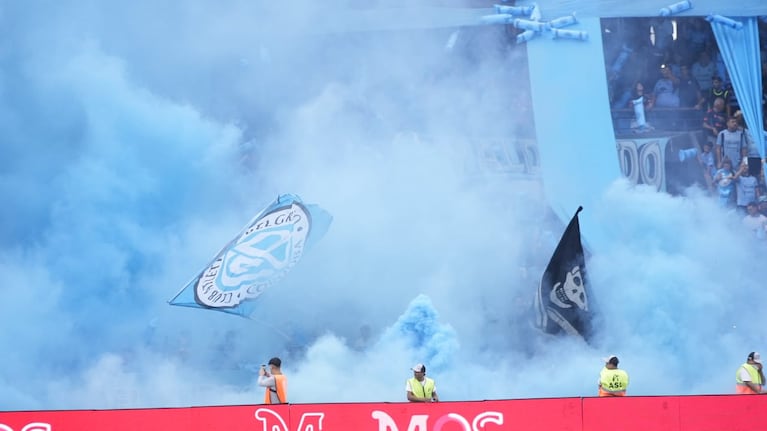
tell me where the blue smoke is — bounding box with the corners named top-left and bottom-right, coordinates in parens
top-left (3, 0), bottom-right (767, 410)
top-left (381, 294), bottom-right (459, 372)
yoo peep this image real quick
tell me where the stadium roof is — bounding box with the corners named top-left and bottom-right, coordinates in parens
top-left (522, 0), bottom-right (767, 18)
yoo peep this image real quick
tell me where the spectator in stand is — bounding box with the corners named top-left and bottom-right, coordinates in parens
top-left (733, 110), bottom-right (760, 161)
top-left (613, 80), bottom-right (654, 111)
top-left (406, 363), bottom-right (439, 403)
top-left (648, 17), bottom-right (674, 70)
top-left (678, 64), bottom-right (705, 109)
top-left (609, 75), bottom-right (628, 109)
top-left (716, 116), bottom-right (745, 169)
top-left (697, 141), bottom-right (716, 193)
top-left (705, 76), bottom-right (732, 114)
top-left (598, 355), bottom-right (629, 397)
top-left (702, 97), bottom-right (727, 147)
top-left (692, 51), bottom-right (717, 93)
top-left (758, 195), bottom-right (767, 217)
top-left (726, 86), bottom-right (740, 124)
top-left (757, 163), bottom-right (767, 202)
top-left (733, 162), bottom-right (759, 215)
top-left (712, 48), bottom-right (730, 88)
top-left (661, 49), bottom-right (683, 78)
top-left (742, 202), bottom-right (767, 239)
top-left (736, 352), bottom-right (765, 394)
top-left (682, 19), bottom-right (713, 58)
top-left (713, 158), bottom-right (736, 208)
top-left (762, 59), bottom-right (767, 119)
top-left (653, 64), bottom-right (681, 108)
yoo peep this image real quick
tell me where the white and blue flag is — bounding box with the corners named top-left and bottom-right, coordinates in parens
top-left (169, 194), bottom-right (332, 318)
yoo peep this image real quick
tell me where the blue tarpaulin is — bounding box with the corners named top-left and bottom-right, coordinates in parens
top-left (709, 16), bottom-right (765, 159)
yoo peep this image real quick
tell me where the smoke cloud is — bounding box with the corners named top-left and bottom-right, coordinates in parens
top-left (1, 0), bottom-right (764, 410)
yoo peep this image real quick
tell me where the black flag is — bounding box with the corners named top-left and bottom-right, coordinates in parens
top-left (534, 206), bottom-right (592, 341)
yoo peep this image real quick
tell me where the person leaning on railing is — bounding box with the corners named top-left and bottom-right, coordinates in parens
top-left (736, 352), bottom-right (765, 395)
top-left (598, 355), bottom-right (629, 397)
top-left (702, 97), bottom-right (727, 149)
top-left (406, 363), bottom-right (439, 403)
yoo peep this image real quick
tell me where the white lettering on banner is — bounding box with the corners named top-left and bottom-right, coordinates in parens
top-left (371, 410), bottom-right (504, 431)
top-left (433, 413), bottom-right (471, 431)
top-left (0, 424), bottom-right (52, 431)
top-left (372, 412), bottom-right (429, 431)
top-left (295, 412), bottom-right (325, 431)
top-left (615, 139), bottom-right (665, 192)
top-left (254, 408), bottom-right (324, 431)
top-left (254, 408), bottom-right (289, 431)
top-left (472, 412), bottom-right (503, 430)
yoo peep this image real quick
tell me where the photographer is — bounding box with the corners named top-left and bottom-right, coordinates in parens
top-left (258, 357), bottom-right (287, 404)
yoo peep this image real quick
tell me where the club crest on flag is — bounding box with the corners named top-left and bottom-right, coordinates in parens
top-left (195, 201), bottom-right (311, 308)
top-left (170, 194), bottom-right (332, 318)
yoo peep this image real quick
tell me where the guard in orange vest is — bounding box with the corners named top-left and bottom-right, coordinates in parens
top-left (258, 357), bottom-right (288, 404)
top-left (736, 352), bottom-right (765, 394)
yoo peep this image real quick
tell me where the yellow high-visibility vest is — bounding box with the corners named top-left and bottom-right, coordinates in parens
top-left (599, 368), bottom-right (629, 395)
top-left (735, 363), bottom-right (762, 394)
top-left (408, 377), bottom-right (435, 399)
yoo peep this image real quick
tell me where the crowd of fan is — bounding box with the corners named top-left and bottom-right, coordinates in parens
top-left (602, 17), bottom-right (767, 239)
top-left (604, 17), bottom-right (767, 116)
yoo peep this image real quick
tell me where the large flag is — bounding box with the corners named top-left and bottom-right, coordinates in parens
top-left (169, 194), bottom-right (332, 318)
top-left (534, 206), bottom-right (592, 340)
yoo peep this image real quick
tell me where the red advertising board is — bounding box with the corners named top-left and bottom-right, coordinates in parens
top-left (678, 395), bottom-right (767, 431)
top-left (1, 395), bottom-right (766, 431)
top-left (0, 405), bottom-right (287, 431)
top-left (288, 398), bottom-right (581, 431)
top-left (582, 396), bottom-right (681, 431)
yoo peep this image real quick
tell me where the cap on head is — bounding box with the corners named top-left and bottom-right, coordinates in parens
top-left (412, 363), bottom-right (426, 373)
top-left (712, 75), bottom-right (722, 82)
top-left (749, 352), bottom-right (762, 364)
top-left (603, 355), bottom-right (619, 366)
top-left (268, 357), bottom-right (282, 368)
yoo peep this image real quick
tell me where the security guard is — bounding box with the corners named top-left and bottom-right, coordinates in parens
top-left (598, 355), bottom-right (629, 397)
top-left (406, 363), bottom-right (439, 402)
top-left (736, 352), bottom-right (765, 394)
